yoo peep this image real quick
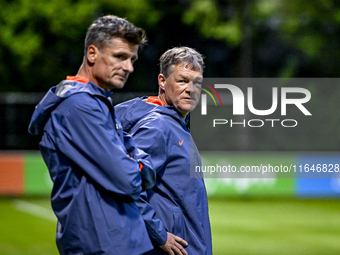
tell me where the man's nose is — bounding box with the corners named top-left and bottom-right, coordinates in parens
top-left (122, 59), bottom-right (134, 73)
top-left (189, 81), bottom-right (196, 93)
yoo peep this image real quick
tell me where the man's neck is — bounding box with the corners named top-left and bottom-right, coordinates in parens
top-left (76, 63), bottom-right (91, 81)
top-left (76, 63), bottom-right (110, 91)
top-left (158, 93), bottom-right (168, 106)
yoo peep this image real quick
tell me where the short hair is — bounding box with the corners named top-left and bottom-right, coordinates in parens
top-left (159, 47), bottom-right (204, 77)
top-left (84, 15), bottom-right (147, 54)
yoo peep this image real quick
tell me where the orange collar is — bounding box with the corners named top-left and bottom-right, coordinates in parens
top-left (146, 96), bottom-right (165, 106)
top-left (66, 76), bottom-right (90, 84)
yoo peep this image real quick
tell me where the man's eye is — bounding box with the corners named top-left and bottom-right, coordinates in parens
top-left (116, 55), bottom-right (125, 60)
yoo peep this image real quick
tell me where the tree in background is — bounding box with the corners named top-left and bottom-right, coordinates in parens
top-left (183, 0), bottom-right (340, 78)
top-left (0, 0), bottom-right (160, 92)
top-left (2, 0), bottom-right (340, 92)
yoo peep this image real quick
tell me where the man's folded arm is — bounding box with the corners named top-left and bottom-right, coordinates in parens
top-left (55, 98), bottom-right (148, 200)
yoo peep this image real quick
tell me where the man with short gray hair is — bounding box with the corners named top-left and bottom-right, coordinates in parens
top-left (29, 15), bottom-right (155, 254)
top-left (116, 46), bottom-right (213, 255)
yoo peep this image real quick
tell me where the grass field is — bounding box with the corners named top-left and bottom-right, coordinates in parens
top-left (0, 197), bottom-right (339, 255)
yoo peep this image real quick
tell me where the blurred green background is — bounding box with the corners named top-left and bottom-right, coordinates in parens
top-left (2, 0), bottom-right (340, 93)
top-left (2, 0), bottom-right (340, 150)
top-left (1, 0), bottom-right (340, 254)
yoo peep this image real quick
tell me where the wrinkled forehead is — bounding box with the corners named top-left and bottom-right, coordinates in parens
top-left (105, 37), bottom-right (139, 51)
top-left (169, 62), bottom-right (203, 76)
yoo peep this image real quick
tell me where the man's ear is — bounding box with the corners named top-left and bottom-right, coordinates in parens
top-left (87, 45), bottom-right (98, 64)
top-left (158, 74), bottom-right (166, 91)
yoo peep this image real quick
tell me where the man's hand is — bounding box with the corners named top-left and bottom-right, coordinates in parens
top-left (160, 232), bottom-right (188, 255)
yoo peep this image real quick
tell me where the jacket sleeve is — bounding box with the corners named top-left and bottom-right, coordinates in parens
top-left (129, 117), bottom-right (168, 246)
top-left (136, 192), bottom-right (168, 246)
top-left (54, 95), bottom-right (144, 201)
top-left (123, 131), bottom-right (156, 190)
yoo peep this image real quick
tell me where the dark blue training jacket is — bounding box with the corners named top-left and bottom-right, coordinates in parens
top-left (28, 79), bottom-right (156, 255)
top-left (115, 97), bottom-right (213, 255)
